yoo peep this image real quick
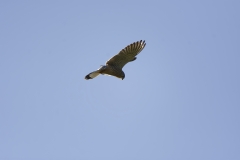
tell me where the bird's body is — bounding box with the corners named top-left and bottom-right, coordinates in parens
top-left (85, 65), bottom-right (124, 79)
top-left (85, 40), bottom-right (146, 80)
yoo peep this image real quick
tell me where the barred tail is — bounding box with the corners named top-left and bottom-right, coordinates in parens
top-left (85, 70), bottom-right (100, 80)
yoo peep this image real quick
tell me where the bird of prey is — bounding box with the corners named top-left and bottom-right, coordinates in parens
top-left (85, 40), bottom-right (146, 80)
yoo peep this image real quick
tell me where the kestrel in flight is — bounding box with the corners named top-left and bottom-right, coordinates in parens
top-left (85, 40), bottom-right (146, 80)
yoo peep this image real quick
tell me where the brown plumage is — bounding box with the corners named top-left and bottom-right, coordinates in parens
top-left (85, 40), bottom-right (146, 80)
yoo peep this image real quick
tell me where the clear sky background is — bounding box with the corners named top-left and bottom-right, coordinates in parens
top-left (1, 0), bottom-right (240, 159)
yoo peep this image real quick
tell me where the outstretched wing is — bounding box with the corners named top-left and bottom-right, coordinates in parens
top-left (106, 40), bottom-right (146, 69)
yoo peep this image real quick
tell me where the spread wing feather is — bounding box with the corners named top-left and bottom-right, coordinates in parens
top-left (106, 40), bottom-right (146, 69)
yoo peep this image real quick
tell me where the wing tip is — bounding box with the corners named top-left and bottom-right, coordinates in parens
top-left (139, 40), bottom-right (146, 48)
top-left (141, 39), bottom-right (146, 44)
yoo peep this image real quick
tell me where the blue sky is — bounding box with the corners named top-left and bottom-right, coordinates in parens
top-left (1, 0), bottom-right (240, 159)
